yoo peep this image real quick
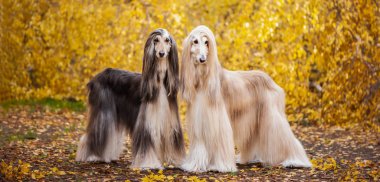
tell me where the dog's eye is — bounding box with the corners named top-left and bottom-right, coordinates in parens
top-left (194, 40), bottom-right (198, 44)
top-left (205, 40), bottom-right (208, 45)
top-left (165, 38), bottom-right (170, 42)
top-left (154, 38), bottom-right (159, 43)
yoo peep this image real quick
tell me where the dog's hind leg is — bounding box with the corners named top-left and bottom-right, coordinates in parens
top-left (233, 111), bottom-right (260, 165)
top-left (76, 85), bottom-right (123, 162)
top-left (103, 126), bottom-right (125, 162)
top-left (76, 134), bottom-right (98, 161)
top-left (87, 109), bottom-right (122, 162)
top-left (236, 142), bottom-right (263, 165)
top-left (114, 129), bottom-right (125, 160)
top-left (255, 89), bottom-right (311, 167)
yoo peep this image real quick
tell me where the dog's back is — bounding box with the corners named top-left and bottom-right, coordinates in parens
top-left (84, 68), bottom-right (142, 160)
top-left (221, 69), bottom-right (283, 120)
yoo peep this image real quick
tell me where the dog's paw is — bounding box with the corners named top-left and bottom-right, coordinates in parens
top-left (249, 158), bottom-right (263, 164)
top-left (235, 154), bottom-right (242, 164)
top-left (131, 164), bottom-right (164, 170)
top-left (139, 166), bottom-right (164, 170)
top-left (236, 154), bottom-right (261, 165)
top-left (110, 155), bottom-right (121, 161)
top-left (131, 162), bottom-right (163, 170)
top-left (281, 159), bottom-right (312, 168)
top-left (208, 164), bottom-right (237, 173)
top-left (82, 155), bottom-right (111, 163)
top-left (181, 162), bottom-right (207, 173)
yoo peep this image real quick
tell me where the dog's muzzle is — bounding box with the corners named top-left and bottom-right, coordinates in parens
top-left (159, 51), bottom-right (165, 58)
top-left (199, 55), bottom-right (206, 63)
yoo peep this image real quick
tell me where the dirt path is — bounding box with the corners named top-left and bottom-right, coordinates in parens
top-left (0, 106), bottom-right (379, 181)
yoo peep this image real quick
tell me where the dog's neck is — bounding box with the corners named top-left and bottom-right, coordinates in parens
top-left (157, 57), bottom-right (168, 82)
top-left (191, 59), bottom-right (210, 90)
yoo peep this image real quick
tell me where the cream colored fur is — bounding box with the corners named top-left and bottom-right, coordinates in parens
top-left (180, 26), bottom-right (311, 172)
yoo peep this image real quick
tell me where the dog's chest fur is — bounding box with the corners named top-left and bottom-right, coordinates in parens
top-left (145, 59), bottom-right (172, 142)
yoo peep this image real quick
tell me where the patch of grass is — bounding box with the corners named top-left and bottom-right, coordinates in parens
top-left (36, 153), bottom-right (48, 159)
top-left (64, 123), bottom-right (78, 133)
top-left (24, 130), bottom-right (38, 140)
top-left (7, 129), bottom-right (37, 142)
top-left (229, 172), bottom-right (238, 176)
top-left (0, 98), bottom-right (86, 112)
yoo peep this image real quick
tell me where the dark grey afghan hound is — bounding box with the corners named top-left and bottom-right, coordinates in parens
top-left (76, 29), bottom-right (185, 169)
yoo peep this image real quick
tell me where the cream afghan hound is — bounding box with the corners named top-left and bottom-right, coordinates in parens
top-left (180, 25), bottom-right (311, 172)
top-left (76, 29), bottom-right (185, 169)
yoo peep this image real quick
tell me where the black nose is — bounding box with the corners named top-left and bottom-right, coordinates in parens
top-left (199, 56), bottom-right (206, 63)
top-left (159, 52), bottom-right (165, 57)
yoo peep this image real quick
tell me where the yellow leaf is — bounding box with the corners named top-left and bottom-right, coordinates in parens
top-left (20, 163), bottom-right (30, 174)
top-left (251, 167), bottom-right (260, 171)
top-left (67, 171), bottom-right (77, 175)
top-left (51, 167), bottom-right (59, 173)
top-left (57, 171), bottom-right (66, 175)
top-left (36, 173), bottom-right (45, 179)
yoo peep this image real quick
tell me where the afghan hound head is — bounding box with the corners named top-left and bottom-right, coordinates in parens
top-left (142, 28), bottom-right (179, 101)
top-left (180, 25), bottom-right (222, 102)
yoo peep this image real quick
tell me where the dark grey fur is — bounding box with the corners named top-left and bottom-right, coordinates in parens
top-left (86, 68), bottom-right (141, 157)
top-left (132, 28), bottom-right (184, 159)
top-left (84, 29), bottom-right (185, 162)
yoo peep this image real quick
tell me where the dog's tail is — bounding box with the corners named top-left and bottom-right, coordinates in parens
top-left (76, 78), bottom-right (124, 162)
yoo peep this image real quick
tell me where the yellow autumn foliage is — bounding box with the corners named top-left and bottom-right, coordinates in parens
top-left (1, 160), bottom-right (31, 180)
top-left (0, 0), bottom-right (379, 126)
top-left (311, 157), bottom-right (338, 172)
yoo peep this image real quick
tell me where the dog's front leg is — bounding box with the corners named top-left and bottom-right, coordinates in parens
top-left (206, 107), bottom-right (237, 172)
top-left (181, 140), bottom-right (209, 172)
top-left (131, 147), bottom-right (163, 170)
top-left (131, 106), bottom-right (163, 170)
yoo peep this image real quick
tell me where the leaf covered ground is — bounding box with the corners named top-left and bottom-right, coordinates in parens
top-left (0, 101), bottom-right (379, 181)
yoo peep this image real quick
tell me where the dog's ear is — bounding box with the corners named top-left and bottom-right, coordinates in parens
top-left (142, 32), bottom-right (157, 75)
top-left (165, 34), bottom-right (179, 97)
top-left (141, 31), bottom-right (159, 101)
top-left (180, 35), bottom-right (196, 102)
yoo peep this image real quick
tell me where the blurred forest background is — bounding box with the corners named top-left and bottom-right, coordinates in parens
top-left (0, 0), bottom-right (379, 128)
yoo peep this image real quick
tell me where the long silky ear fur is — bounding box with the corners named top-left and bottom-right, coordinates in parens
top-left (141, 30), bottom-right (160, 102)
top-left (180, 36), bottom-right (195, 102)
top-left (203, 27), bottom-right (222, 104)
top-left (165, 34), bottom-right (179, 98)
